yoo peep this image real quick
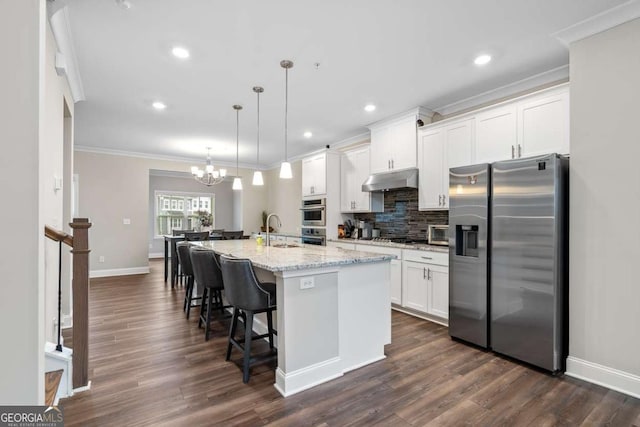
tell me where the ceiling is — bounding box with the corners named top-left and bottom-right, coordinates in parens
top-left (65, 0), bottom-right (626, 168)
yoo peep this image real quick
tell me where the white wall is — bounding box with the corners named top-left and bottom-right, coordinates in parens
top-left (42, 21), bottom-right (75, 342)
top-left (0, 0), bottom-right (46, 405)
top-left (74, 151), bottom-right (268, 273)
top-left (147, 173), bottom-right (235, 255)
top-left (568, 18), bottom-right (640, 396)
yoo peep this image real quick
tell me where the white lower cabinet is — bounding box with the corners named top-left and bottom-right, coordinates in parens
top-left (401, 249), bottom-right (449, 321)
top-left (427, 264), bottom-right (449, 319)
top-left (402, 261), bottom-right (430, 312)
top-left (389, 259), bottom-right (402, 305)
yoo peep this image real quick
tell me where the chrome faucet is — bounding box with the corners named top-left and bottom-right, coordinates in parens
top-left (265, 213), bottom-right (282, 247)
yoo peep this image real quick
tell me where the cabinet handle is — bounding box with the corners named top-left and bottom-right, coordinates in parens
top-left (511, 145), bottom-right (515, 159)
top-left (517, 144), bottom-right (522, 158)
top-left (442, 194), bottom-right (446, 206)
top-left (391, 159), bottom-right (394, 169)
top-left (438, 195), bottom-right (442, 206)
top-left (427, 268), bottom-right (432, 280)
top-left (421, 256), bottom-right (432, 260)
top-left (423, 267), bottom-right (426, 279)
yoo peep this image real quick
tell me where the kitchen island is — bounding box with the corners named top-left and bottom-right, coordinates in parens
top-left (191, 239), bottom-right (394, 397)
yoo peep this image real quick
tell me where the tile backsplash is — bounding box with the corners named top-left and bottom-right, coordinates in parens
top-left (353, 188), bottom-right (448, 240)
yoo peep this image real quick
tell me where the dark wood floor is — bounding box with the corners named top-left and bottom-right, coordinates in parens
top-left (60, 260), bottom-right (640, 426)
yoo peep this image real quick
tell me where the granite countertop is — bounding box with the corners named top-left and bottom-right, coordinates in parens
top-left (191, 240), bottom-right (394, 272)
top-left (327, 238), bottom-right (449, 253)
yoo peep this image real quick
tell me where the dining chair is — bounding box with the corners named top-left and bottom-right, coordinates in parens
top-left (223, 230), bottom-right (244, 240)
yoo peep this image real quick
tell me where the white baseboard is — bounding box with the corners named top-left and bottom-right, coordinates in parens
top-left (566, 356), bottom-right (640, 399)
top-left (148, 252), bottom-right (165, 259)
top-left (90, 266), bottom-right (150, 278)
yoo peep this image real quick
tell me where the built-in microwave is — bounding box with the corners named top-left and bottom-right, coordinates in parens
top-left (301, 198), bottom-right (326, 227)
top-left (427, 224), bottom-right (449, 246)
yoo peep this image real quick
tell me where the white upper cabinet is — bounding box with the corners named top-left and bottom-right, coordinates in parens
top-left (415, 84), bottom-right (569, 210)
top-left (475, 84), bottom-right (570, 163)
top-left (418, 118), bottom-right (473, 210)
top-left (518, 88), bottom-right (570, 157)
top-left (368, 108), bottom-right (433, 174)
top-left (418, 128), bottom-right (445, 210)
top-left (340, 146), bottom-right (383, 213)
top-left (475, 105), bottom-right (518, 164)
top-left (302, 153), bottom-right (327, 197)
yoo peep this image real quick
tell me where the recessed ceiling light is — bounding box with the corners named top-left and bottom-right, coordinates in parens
top-left (304, 131), bottom-right (313, 138)
top-left (152, 101), bottom-right (166, 110)
top-left (474, 54), bottom-right (492, 66)
top-left (115, 0), bottom-right (132, 10)
top-left (364, 104), bottom-right (376, 112)
top-left (171, 47), bottom-right (190, 59)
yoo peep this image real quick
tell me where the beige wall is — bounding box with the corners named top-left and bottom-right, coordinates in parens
top-left (0, 0), bottom-right (46, 405)
top-left (569, 18), bottom-right (640, 382)
top-left (74, 151), bottom-right (268, 272)
top-left (265, 160), bottom-right (303, 234)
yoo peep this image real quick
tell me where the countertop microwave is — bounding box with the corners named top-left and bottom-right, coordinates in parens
top-left (427, 224), bottom-right (449, 246)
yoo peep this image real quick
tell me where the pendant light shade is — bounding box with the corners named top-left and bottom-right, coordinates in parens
top-left (252, 171), bottom-right (264, 186)
top-left (280, 59), bottom-right (294, 179)
top-left (232, 177), bottom-right (243, 190)
top-left (252, 86), bottom-right (264, 186)
top-left (279, 161), bottom-right (292, 179)
top-left (232, 104), bottom-right (243, 191)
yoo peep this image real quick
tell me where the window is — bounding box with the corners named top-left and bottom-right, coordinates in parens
top-left (155, 191), bottom-right (215, 236)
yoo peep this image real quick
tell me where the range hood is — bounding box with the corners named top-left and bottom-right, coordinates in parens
top-left (362, 168), bottom-right (418, 192)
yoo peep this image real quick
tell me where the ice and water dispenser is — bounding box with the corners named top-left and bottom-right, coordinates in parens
top-left (455, 225), bottom-right (479, 257)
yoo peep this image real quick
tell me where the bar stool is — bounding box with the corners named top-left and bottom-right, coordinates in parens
top-left (219, 255), bottom-right (277, 383)
top-left (189, 247), bottom-right (227, 341)
top-left (176, 242), bottom-right (201, 319)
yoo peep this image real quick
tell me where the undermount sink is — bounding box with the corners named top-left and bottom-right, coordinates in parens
top-left (271, 243), bottom-right (300, 248)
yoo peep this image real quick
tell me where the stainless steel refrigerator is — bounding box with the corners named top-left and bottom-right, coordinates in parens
top-left (449, 153), bottom-right (568, 372)
top-left (449, 163), bottom-right (491, 349)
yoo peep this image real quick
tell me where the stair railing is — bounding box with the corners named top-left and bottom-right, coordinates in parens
top-left (44, 218), bottom-right (92, 389)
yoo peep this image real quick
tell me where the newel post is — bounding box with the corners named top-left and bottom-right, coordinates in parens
top-left (69, 218), bottom-right (91, 389)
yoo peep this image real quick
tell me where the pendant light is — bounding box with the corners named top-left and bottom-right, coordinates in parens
top-left (232, 104), bottom-right (243, 191)
top-left (252, 86), bottom-right (264, 186)
top-left (279, 60), bottom-right (293, 179)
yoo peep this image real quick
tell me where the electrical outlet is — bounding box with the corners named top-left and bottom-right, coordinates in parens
top-left (123, 218), bottom-right (131, 225)
top-left (300, 277), bottom-right (315, 290)
top-left (99, 256), bottom-right (105, 263)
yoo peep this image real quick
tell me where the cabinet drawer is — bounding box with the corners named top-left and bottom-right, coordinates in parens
top-left (352, 243), bottom-right (402, 258)
top-left (403, 249), bottom-right (448, 266)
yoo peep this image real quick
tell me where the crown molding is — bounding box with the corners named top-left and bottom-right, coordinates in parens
top-left (49, 6), bottom-right (85, 102)
top-left (74, 145), bottom-right (268, 171)
top-left (264, 131), bottom-right (371, 170)
top-left (366, 106), bottom-right (434, 129)
top-left (553, 0), bottom-right (640, 47)
top-left (432, 65), bottom-right (569, 117)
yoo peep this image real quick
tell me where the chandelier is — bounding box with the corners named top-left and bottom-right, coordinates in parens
top-left (190, 147), bottom-right (227, 186)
